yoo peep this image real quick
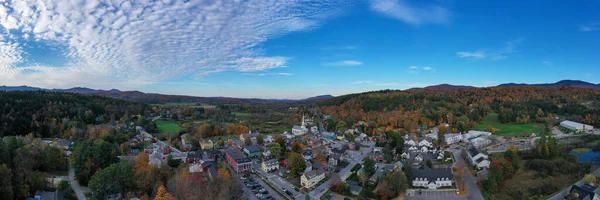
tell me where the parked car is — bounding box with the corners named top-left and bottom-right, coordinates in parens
top-left (285, 191), bottom-right (293, 196)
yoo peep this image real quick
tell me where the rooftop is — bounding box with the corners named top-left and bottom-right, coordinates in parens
top-left (244, 145), bottom-right (262, 152)
top-left (225, 148), bottom-right (249, 161)
top-left (413, 169), bottom-right (454, 182)
top-left (263, 159), bottom-right (279, 166)
top-left (468, 146), bottom-right (485, 157)
top-left (303, 169), bottom-right (325, 179)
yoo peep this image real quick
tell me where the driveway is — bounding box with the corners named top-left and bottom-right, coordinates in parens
top-left (449, 149), bottom-right (483, 200)
top-left (68, 162), bottom-right (90, 200)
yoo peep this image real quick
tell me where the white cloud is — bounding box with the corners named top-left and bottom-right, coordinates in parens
top-left (321, 45), bottom-right (358, 50)
top-left (407, 65), bottom-right (434, 74)
top-left (277, 72), bottom-right (293, 76)
top-left (322, 60), bottom-right (364, 66)
top-left (371, 82), bottom-right (399, 86)
top-left (457, 37), bottom-right (524, 60)
top-left (0, 0), bottom-right (351, 89)
top-left (457, 51), bottom-right (487, 59)
top-left (352, 80), bottom-right (373, 84)
top-left (580, 23), bottom-right (600, 32)
top-left (542, 61), bottom-right (552, 66)
top-left (369, 0), bottom-right (450, 25)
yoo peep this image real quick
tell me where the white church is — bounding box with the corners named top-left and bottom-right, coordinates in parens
top-left (292, 115), bottom-right (309, 136)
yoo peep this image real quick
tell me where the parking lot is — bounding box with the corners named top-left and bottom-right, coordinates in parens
top-left (241, 175), bottom-right (276, 200)
top-left (406, 190), bottom-right (466, 200)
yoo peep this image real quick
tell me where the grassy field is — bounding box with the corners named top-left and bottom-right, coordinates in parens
top-left (156, 120), bottom-right (185, 133)
top-left (232, 112), bottom-right (250, 117)
top-left (475, 113), bottom-right (543, 136)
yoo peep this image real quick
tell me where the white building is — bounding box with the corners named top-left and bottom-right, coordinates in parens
top-left (418, 138), bottom-right (433, 147)
top-left (463, 130), bottom-right (492, 141)
top-left (560, 120), bottom-right (594, 131)
top-left (301, 170), bottom-right (326, 189)
top-left (469, 137), bottom-right (491, 148)
top-left (292, 115), bottom-right (308, 136)
top-left (444, 133), bottom-right (462, 144)
top-left (261, 159), bottom-right (279, 172)
top-left (412, 169), bottom-right (454, 189)
top-left (467, 146), bottom-right (490, 169)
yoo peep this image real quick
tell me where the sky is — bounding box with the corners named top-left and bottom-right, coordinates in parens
top-left (0, 0), bottom-right (599, 99)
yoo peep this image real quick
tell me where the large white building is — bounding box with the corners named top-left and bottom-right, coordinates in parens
top-left (467, 146), bottom-right (490, 169)
top-left (301, 170), bottom-right (326, 189)
top-left (560, 120), bottom-right (594, 131)
top-left (469, 137), bottom-right (491, 148)
top-left (444, 133), bottom-right (462, 144)
top-left (463, 130), bottom-right (492, 141)
top-left (261, 159), bottom-right (279, 172)
top-left (292, 115), bottom-right (309, 136)
top-left (412, 169), bottom-right (454, 189)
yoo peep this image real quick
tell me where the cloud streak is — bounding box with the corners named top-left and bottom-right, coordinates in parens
top-left (369, 0), bottom-right (451, 25)
top-left (580, 23), bottom-right (600, 32)
top-left (322, 60), bottom-right (364, 66)
top-left (0, 0), bottom-right (351, 89)
top-left (456, 38), bottom-right (524, 61)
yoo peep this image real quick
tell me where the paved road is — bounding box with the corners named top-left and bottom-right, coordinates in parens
top-left (450, 149), bottom-right (483, 200)
top-left (68, 162), bottom-right (90, 200)
top-left (297, 142), bottom-right (375, 200)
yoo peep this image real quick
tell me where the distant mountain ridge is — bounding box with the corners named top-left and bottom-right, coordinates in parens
top-left (498, 80), bottom-right (600, 90)
top-left (1, 79), bottom-right (598, 103)
top-left (0, 85), bottom-right (332, 104)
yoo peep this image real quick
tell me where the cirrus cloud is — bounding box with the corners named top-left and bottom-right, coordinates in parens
top-left (0, 0), bottom-right (352, 89)
top-left (322, 60), bottom-right (364, 67)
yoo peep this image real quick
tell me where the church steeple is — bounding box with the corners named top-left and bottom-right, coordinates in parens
top-left (301, 114), bottom-right (305, 128)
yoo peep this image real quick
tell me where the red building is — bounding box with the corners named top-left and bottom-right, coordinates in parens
top-left (225, 148), bottom-right (252, 173)
top-left (367, 153), bottom-right (384, 162)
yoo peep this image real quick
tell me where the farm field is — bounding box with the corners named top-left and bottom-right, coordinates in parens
top-left (156, 120), bottom-right (186, 133)
top-left (475, 113), bottom-right (543, 136)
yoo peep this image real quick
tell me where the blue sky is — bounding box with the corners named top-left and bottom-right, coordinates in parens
top-left (0, 0), bottom-right (599, 99)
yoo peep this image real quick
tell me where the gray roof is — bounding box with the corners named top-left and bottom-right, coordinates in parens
top-left (468, 146), bottom-right (485, 157)
top-left (293, 125), bottom-right (304, 130)
top-left (413, 169), bottom-right (454, 182)
top-left (419, 138), bottom-right (433, 143)
top-left (568, 184), bottom-right (598, 200)
top-left (304, 169), bottom-right (325, 179)
top-left (244, 145), bottom-right (262, 153)
top-left (263, 159), bottom-right (279, 166)
top-left (36, 191), bottom-right (63, 200)
top-left (187, 151), bottom-right (203, 159)
top-left (225, 148), bottom-right (250, 162)
top-left (475, 157), bottom-right (486, 163)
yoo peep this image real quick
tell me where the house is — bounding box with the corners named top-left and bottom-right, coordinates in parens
top-left (561, 120), bottom-right (595, 131)
top-left (373, 147), bottom-right (383, 154)
top-left (243, 145), bottom-right (262, 158)
top-left (262, 150), bottom-right (271, 158)
top-left (292, 115), bottom-right (309, 136)
top-left (34, 191), bottom-right (63, 200)
top-left (322, 132), bottom-right (337, 140)
top-left (203, 149), bottom-right (221, 161)
top-left (444, 133), bottom-right (462, 144)
top-left (305, 161), bottom-right (313, 173)
top-left (144, 146), bottom-right (154, 154)
top-left (412, 169), bottom-right (454, 189)
top-left (301, 170), bottom-right (326, 189)
top-left (199, 139), bottom-right (214, 150)
top-left (368, 152), bottom-right (385, 162)
top-left (405, 139), bottom-right (417, 146)
top-left (329, 154), bottom-right (341, 166)
top-left (418, 138), bottom-right (433, 147)
top-left (469, 137), bottom-right (491, 148)
top-left (264, 135), bottom-right (274, 143)
top-left (225, 148), bottom-right (252, 173)
top-left (336, 134), bottom-right (345, 141)
top-left (52, 139), bottom-right (73, 150)
top-left (311, 126), bottom-right (319, 133)
top-left (239, 132), bottom-right (259, 145)
top-left (348, 143), bottom-right (357, 150)
top-left (280, 159), bottom-right (291, 168)
top-left (467, 146), bottom-right (490, 169)
top-left (394, 161), bottom-right (404, 171)
top-left (187, 151), bottom-right (204, 164)
top-left (564, 184), bottom-right (600, 200)
top-left (128, 148), bottom-right (140, 156)
top-left (313, 162), bottom-right (325, 171)
top-left (262, 159), bottom-right (280, 172)
top-left (347, 180), bottom-right (363, 196)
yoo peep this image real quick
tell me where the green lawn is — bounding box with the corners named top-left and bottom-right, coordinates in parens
top-left (232, 112), bottom-right (250, 117)
top-left (155, 120), bottom-right (185, 133)
top-left (475, 113), bottom-right (543, 136)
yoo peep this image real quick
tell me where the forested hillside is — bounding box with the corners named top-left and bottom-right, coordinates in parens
top-left (319, 86), bottom-right (600, 134)
top-left (0, 91), bottom-right (151, 137)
